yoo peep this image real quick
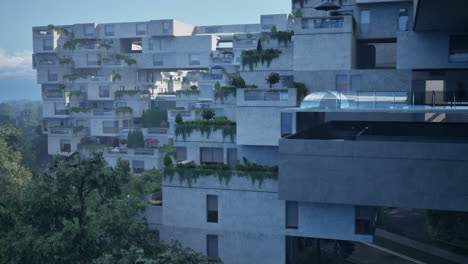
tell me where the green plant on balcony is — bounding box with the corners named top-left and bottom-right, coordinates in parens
top-left (293, 0), bottom-right (308, 8)
top-left (175, 113), bottom-right (183, 125)
top-left (266, 72), bottom-right (280, 88)
top-left (175, 119), bottom-right (236, 143)
top-left (115, 106), bottom-right (133, 114)
top-left (110, 73), bottom-right (122, 82)
top-left (214, 86), bottom-right (237, 103)
top-left (141, 109), bottom-right (168, 128)
top-left (202, 109), bottom-right (215, 120)
top-left (71, 124), bottom-right (85, 135)
top-left (241, 49), bottom-right (282, 71)
top-left (115, 90), bottom-right (150, 98)
top-left (63, 41), bottom-right (79, 50)
top-left (47, 24), bottom-right (69, 36)
top-left (176, 90), bottom-right (200, 97)
top-left (56, 55), bottom-right (72, 65)
top-left (96, 40), bottom-right (111, 50)
top-left (288, 13), bottom-right (294, 20)
top-left (127, 129), bottom-right (144, 148)
top-left (71, 106), bottom-right (96, 113)
top-left (78, 143), bottom-right (109, 151)
top-left (63, 72), bottom-right (93, 81)
top-left (246, 33), bottom-right (253, 39)
top-left (116, 55), bottom-right (136, 66)
top-left (190, 85), bottom-right (198, 91)
top-left (67, 91), bottom-right (82, 97)
top-left (163, 158), bottom-right (278, 187)
top-left (288, 82), bottom-right (308, 105)
top-left (210, 52), bottom-right (214, 58)
top-left (271, 31), bottom-right (294, 46)
top-left (295, 9), bottom-right (303, 18)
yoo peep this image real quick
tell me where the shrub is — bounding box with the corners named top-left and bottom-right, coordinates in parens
top-left (202, 109), bottom-right (215, 121)
top-left (266, 72), bottom-right (281, 88)
top-left (164, 154), bottom-right (173, 167)
top-left (190, 85), bottom-right (198, 91)
top-left (271, 25), bottom-right (278, 34)
top-left (295, 9), bottom-right (303, 18)
top-left (127, 129), bottom-right (144, 148)
top-left (175, 113), bottom-right (183, 124)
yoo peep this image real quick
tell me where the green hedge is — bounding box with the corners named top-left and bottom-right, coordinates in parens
top-left (141, 109), bottom-right (168, 128)
top-left (175, 120), bottom-right (236, 142)
top-left (241, 49), bottom-right (282, 71)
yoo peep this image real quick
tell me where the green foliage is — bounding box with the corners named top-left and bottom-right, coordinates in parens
top-left (164, 154), bottom-right (173, 167)
top-left (175, 120), bottom-right (236, 143)
top-left (288, 13), bottom-right (294, 20)
top-left (71, 124), bottom-right (85, 135)
top-left (246, 33), bottom-right (253, 39)
top-left (63, 72), bottom-right (93, 81)
top-left (47, 24), bottom-right (69, 36)
top-left (63, 40), bottom-right (79, 50)
top-left (214, 86), bottom-right (237, 103)
top-left (271, 25), bottom-right (278, 33)
top-left (175, 113), bottom-right (183, 124)
top-left (210, 52), bottom-right (214, 58)
top-left (271, 31), bottom-right (294, 46)
top-left (425, 210), bottom-right (468, 248)
top-left (116, 55), bottom-right (136, 66)
top-left (163, 158), bottom-right (278, 187)
top-left (0, 103), bottom-right (15, 126)
top-left (78, 143), bottom-right (109, 151)
top-left (96, 40), bottom-right (111, 50)
top-left (289, 82), bottom-right (308, 105)
top-left (115, 90), bottom-right (150, 98)
top-left (158, 142), bottom-right (176, 158)
top-left (229, 73), bottom-right (246, 88)
top-left (115, 106), bottom-right (133, 114)
top-left (266, 72), bottom-right (281, 88)
top-left (233, 34), bottom-right (238, 40)
top-left (56, 55), bottom-right (72, 65)
top-left (202, 109), bottom-right (215, 121)
top-left (131, 169), bottom-right (162, 195)
top-left (127, 129), bottom-right (145, 149)
top-left (214, 81), bottom-right (221, 89)
top-left (295, 8), bottom-right (303, 18)
top-left (141, 109), bottom-right (168, 128)
top-left (110, 73), bottom-right (122, 82)
top-left (241, 49), bottom-right (282, 71)
top-left (190, 85), bottom-right (198, 91)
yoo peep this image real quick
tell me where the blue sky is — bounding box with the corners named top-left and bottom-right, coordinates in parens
top-left (0, 0), bottom-right (291, 101)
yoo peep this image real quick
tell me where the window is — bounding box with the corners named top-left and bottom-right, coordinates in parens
top-left (227, 149), bottom-right (237, 167)
top-left (360, 10), bottom-right (370, 33)
top-left (244, 90), bottom-right (289, 101)
top-left (99, 86), bottom-right (110, 98)
top-left (189, 54), bottom-right (201, 66)
top-left (54, 102), bottom-right (68, 115)
top-left (355, 206), bottom-right (374, 235)
top-left (163, 22), bottom-right (170, 33)
top-left (200, 148), bottom-right (224, 164)
top-left (136, 23), bottom-right (148, 35)
top-left (84, 24), bottom-right (95, 36)
top-left (116, 102), bottom-right (127, 108)
top-left (48, 69), bottom-right (58, 81)
top-left (207, 195), bottom-right (218, 223)
top-left (43, 38), bottom-right (53, 50)
top-left (206, 235), bottom-right (218, 259)
top-left (281, 113), bottom-right (293, 137)
top-left (153, 55), bottom-right (164, 66)
top-left (336, 75), bottom-right (348, 91)
top-left (132, 160), bottom-right (145, 173)
top-left (351, 75), bottom-right (362, 91)
top-left (103, 120), bottom-right (118, 133)
top-left (122, 120), bottom-right (131, 128)
top-left (105, 24), bottom-right (114, 36)
top-left (148, 39), bottom-right (157, 51)
top-left (286, 201), bottom-right (298, 229)
top-left (176, 147), bottom-right (187, 162)
top-left (60, 139), bottom-right (71, 153)
top-left (449, 35), bottom-right (468, 63)
top-left (87, 54), bottom-right (100, 65)
top-left (149, 39), bottom-right (167, 51)
top-left (398, 9), bottom-right (409, 31)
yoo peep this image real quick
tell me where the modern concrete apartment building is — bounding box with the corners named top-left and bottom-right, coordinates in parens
top-left (33, 0), bottom-right (468, 263)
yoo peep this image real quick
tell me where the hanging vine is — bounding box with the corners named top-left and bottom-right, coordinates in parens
top-left (241, 49), bottom-right (282, 71)
top-left (175, 120), bottom-right (236, 143)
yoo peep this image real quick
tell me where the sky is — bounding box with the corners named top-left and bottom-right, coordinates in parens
top-left (0, 0), bottom-right (291, 101)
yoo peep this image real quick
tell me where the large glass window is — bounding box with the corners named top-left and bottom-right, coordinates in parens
top-left (136, 23), bottom-right (148, 35)
top-left (153, 55), bottom-right (164, 66)
top-left (207, 195), bottom-right (218, 223)
top-left (360, 10), bottom-right (370, 33)
top-left (54, 102), bottom-right (68, 115)
top-left (206, 235), bottom-right (218, 259)
top-left (286, 201), bottom-right (298, 229)
top-left (103, 120), bottom-right (118, 133)
top-left (84, 24), bottom-right (95, 36)
top-left (176, 147), bottom-right (187, 162)
top-left (99, 85), bottom-right (110, 98)
top-left (43, 38), bottom-right (53, 50)
top-left (281, 112), bottom-right (293, 137)
top-left (105, 24), bottom-right (114, 36)
top-left (189, 54), bottom-right (201, 65)
top-left (449, 35), bottom-right (468, 63)
top-left (200, 148), bottom-right (224, 164)
top-left (336, 75), bottom-right (348, 91)
top-left (132, 160), bottom-right (145, 173)
top-left (48, 69), bottom-right (58, 81)
top-left (227, 149), bottom-right (237, 167)
top-left (60, 139), bottom-right (71, 153)
top-left (398, 9), bottom-right (409, 31)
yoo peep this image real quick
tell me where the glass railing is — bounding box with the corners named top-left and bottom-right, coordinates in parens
top-left (302, 17), bottom-right (344, 29)
top-left (244, 90), bottom-right (289, 101)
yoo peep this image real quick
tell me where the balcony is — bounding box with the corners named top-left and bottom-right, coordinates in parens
top-left (201, 74), bottom-right (223, 81)
top-left (237, 88), bottom-right (298, 107)
top-left (43, 91), bottom-right (65, 99)
top-left (106, 148), bottom-right (157, 157)
top-left (296, 16), bottom-right (353, 34)
top-left (302, 17), bottom-right (344, 29)
top-left (211, 57), bottom-right (234, 64)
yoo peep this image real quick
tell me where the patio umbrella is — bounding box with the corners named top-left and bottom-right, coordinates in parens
top-left (315, 2), bottom-right (341, 11)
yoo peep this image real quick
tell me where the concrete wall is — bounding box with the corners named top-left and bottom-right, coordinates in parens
top-left (279, 138), bottom-right (468, 211)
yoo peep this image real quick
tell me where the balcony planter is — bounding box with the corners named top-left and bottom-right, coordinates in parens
top-left (241, 49), bottom-right (282, 71)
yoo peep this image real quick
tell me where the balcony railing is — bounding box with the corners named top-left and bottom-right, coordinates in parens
top-left (50, 128), bottom-right (71, 135)
top-left (212, 57), bottom-right (234, 64)
top-left (302, 17), bottom-right (344, 29)
top-left (148, 128), bottom-right (168, 134)
top-left (43, 91), bottom-right (65, 99)
top-left (135, 149), bottom-right (155, 156)
top-left (201, 74), bottom-right (223, 81)
top-left (106, 148), bottom-right (157, 156)
top-left (244, 89), bottom-right (289, 101)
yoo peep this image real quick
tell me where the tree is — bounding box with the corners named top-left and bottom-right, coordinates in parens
top-left (229, 74), bottom-right (246, 88)
top-left (0, 103), bottom-right (15, 126)
top-left (266, 72), bottom-right (281, 88)
top-left (425, 210), bottom-right (468, 246)
top-left (271, 25), bottom-right (278, 34)
top-left (202, 109), bottom-right (216, 121)
top-left (190, 85), bottom-right (198, 91)
top-left (175, 113), bottom-right (183, 124)
top-left (127, 129), bottom-right (145, 148)
top-left (164, 154), bottom-right (173, 167)
top-left (295, 8), bottom-right (303, 18)
top-left (214, 81), bottom-right (221, 89)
